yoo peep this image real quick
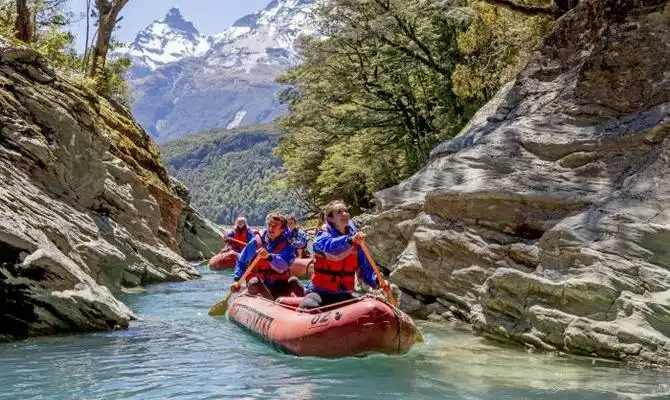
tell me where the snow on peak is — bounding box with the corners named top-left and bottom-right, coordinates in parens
top-left (116, 7), bottom-right (211, 70)
top-left (206, 0), bottom-right (316, 73)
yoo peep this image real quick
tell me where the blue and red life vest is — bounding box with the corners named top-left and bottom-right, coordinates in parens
top-left (247, 233), bottom-right (290, 283)
top-left (311, 224), bottom-right (358, 292)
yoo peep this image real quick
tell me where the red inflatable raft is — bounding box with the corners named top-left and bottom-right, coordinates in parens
top-left (209, 252), bottom-right (315, 279)
top-left (208, 249), bottom-right (239, 270)
top-left (227, 293), bottom-right (418, 357)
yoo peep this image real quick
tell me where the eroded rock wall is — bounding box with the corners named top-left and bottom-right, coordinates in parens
top-left (0, 39), bottom-right (222, 341)
top-left (363, 0), bottom-right (670, 365)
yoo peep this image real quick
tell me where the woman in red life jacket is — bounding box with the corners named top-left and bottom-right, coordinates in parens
top-left (299, 200), bottom-right (390, 309)
top-left (231, 214), bottom-right (304, 300)
top-left (223, 216), bottom-right (254, 252)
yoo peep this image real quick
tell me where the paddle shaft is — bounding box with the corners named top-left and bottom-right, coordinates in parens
top-left (223, 235), bottom-right (248, 247)
top-left (237, 254), bottom-right (262, 284)
top-left (208, 255), bottom-right (262, 316)
top-left (360, 241), bottom-right (398, 307)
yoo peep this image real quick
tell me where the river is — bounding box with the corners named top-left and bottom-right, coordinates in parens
top-left (1, 265), bottom-right (669, 399)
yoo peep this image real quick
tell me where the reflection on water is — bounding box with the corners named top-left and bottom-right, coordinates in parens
top-left (0, 265), bottom-right (668, 400)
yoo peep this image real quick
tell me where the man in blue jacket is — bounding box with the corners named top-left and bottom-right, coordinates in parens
top-left (231, 214), bottom-right (304, 300)
top-left (299, 200), bottom-right (389, 309)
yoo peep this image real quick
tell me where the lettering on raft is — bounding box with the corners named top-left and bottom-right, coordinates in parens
top-left (308, 311), bottom-right (343, 328)
top-left (233, 304), bottom-right (275, 338)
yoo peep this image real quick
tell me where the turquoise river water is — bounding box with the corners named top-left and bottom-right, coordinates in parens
top-left (1, 265), bottom-right (670, 400)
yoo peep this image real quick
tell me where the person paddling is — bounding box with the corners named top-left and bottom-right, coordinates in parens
top-left (286, 216), bottom-right (309, 258)
top-left (231, 214), bottom-right (304, 300)
top-left (223, 216), bottom-right (254, 252)
top-left (299, 200), bottom-right (390, 309)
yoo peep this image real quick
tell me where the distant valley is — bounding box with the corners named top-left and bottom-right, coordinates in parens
top-left (159, 124), bottom-right (303, 226)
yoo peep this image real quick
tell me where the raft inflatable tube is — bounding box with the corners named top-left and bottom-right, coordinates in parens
top-left (288, 256), bottom-right (314, 279)
top-left (208, 250), bottom-right (239, 270)
top-left (227, 293), bottom-right (417, 357)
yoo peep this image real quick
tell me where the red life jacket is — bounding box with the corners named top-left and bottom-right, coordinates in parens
top-left (231, 227), bottom-right (249, 252)
top-left (311, 224), bottom-right (358, 292)
top-left (247, 233), bottom-right (289, 283)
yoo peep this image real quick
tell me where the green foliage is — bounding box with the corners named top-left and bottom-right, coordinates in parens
top-left (31, 25), bottom-right (81, 70)
top-left (0, 1), bottom-right (13, 37)
top-left (160, 124), bottom-right (305, 226)
top-left (90, 47), bottom-right (132, 107)
top-left (452, 0), bottom-right (552, 100)
top-left (277, 0), bottom-right (481, 213)
top-left (276, 0), bottom-right (554, 214)
top-left (0, 0), bottom-right (130, 105)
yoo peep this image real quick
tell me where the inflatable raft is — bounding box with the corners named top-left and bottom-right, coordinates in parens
top-left (209, 252), bottom-right (314, 279)
top-left (227, 293), bottom-right (417, 357)
top-left (208, 249), bottom-right (239, 270)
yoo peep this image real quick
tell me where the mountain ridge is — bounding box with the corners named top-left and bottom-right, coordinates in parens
top-left (119, 0), bottom-right (316, 141)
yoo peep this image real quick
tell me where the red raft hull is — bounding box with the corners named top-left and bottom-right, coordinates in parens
top-left (227, 293), bottom-right (417, 357)
top-left (209, 252), bottom-right (314, 278)
top-left (208, 250), bottom-right (239, 270)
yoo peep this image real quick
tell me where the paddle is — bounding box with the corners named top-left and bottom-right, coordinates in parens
top-left (208, 255), bottom-right (261, 316)
top-left (359, 241), bottom-right (398, 307)
top-left (224, 236), bottom-right (248, 247)
top-left (360, 241), bottom-right (424, 343)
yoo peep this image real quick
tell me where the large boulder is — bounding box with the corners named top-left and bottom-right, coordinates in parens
top-left (362, 0), bottom-right (670, 366)
top-left (0, 38), bottom-right (220, 341)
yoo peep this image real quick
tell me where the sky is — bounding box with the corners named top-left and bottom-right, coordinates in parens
top-left (67, 0), bottom-right (271, 52)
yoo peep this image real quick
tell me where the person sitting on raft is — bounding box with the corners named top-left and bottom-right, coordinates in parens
top-left (223, 216), bottom-right (254, 253)
top-left (299, 200), bottom-right (390, 309)
top-left (231, 213), bottom-right (305, 300)
top-left (286, 216), bottom-right (309, 258)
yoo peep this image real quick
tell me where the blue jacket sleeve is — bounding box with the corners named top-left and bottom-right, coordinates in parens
top-left (226, 230), bottom-right (235, 240)
top-left (268, 242), bottom-right (296, 272)
top-left (245, 230), bottom-right (254, 243)
top-left (233, 239), bottom-right (257, 280)
top-left (357, 247), bottom-right (378, 288)
top-left (314, 230), bottom-right (353, 256)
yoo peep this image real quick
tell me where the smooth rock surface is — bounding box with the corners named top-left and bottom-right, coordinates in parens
top-left (362, 0), bottom-right (670, 366)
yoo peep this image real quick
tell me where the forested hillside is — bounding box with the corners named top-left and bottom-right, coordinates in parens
top-left (160, 125), bottom-right (303, 226)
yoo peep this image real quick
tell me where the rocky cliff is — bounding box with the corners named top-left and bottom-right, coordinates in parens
top-left (0, 38), bottom-right (224, 342)
top-left (362, 0), bottom-right (670, 366)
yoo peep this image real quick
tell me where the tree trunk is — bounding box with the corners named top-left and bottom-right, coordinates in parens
top-left (14, 0), bottom-right (34, 42)
top-left (88, 0), bottom-right (128, 77)
top-left (82, 0), bottom-right (91, 72)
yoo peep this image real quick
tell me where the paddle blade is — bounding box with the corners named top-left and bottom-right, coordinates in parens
top-left (415, 329), bottom-right (425, 343)
top-left (208, 292), bottom-right (232, 316)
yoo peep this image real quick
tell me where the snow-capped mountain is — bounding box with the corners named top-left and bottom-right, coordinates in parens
top-left (206, 0), bottom-right (315, 73)
top-left (115, 8), bottom-right (210, 78)
top-left (125, 0), bottom-right (316, 142)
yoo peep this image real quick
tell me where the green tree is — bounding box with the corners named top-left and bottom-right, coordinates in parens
top-left (276, 0), bottom-right (481, 213)
top-left (276, 0), bottom-right (556, 215)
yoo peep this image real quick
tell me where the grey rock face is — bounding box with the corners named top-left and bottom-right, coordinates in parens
top-left (171, 177), bottom-right (225, 260)
top-left (0, 39), bottom-right (220, 341)
top-left (362, 0), bottom-right (670, 366)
